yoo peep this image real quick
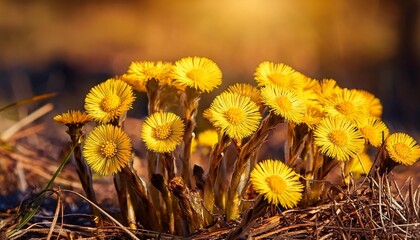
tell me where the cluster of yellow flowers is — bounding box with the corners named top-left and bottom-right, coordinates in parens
top-left (54, 57), bottom-right (420, 234)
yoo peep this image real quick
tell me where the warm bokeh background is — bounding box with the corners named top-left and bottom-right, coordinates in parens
top-left (0, 0), bottom-right (419, 131)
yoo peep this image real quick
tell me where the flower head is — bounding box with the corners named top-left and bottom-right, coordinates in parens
top-left (254, 61), bottom-right (304, 92)
top-left (54, 110), bottom-right (91, 127)
top-left (385, 132), bottom-right (420, 165)
top-left (314, 117), bottom-right (364, 161)
top-left (84, 79), bottom-right (135, 124)
top-left (83, 124), bottom-right (132, 175)
top-left (250, 159), bottom-right (304, 208)
top-left (302, 106), bottom-right (325, 129)
top-left (344, 151), bottom-right (373, 184)
top-left (260, 85), bottom-right (306, 124)
top-left (358, 90), bottom-right (383, 118)
top-left (173, 57), bottom-right (222, 93)
top-left (226, 83), bottom-right (262, 106)
top-left (315, 79), bottom-right (342, 101)
top-left (141, 112), bottom-right (185, 153)
top-left (204, 92), bottom-right (261, 139)
top-left (197, 129), bottom-right (219, 148)
top-left (323, 88), bottom-right (369, 124)
top-left (357, 117), bottom-right (389, 147)
top-left (126, 61), bottom-right (173, 89)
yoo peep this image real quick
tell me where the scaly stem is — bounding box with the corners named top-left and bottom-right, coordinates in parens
top-left (226, 113), bottom-right (282, 220)
top-left (181, 88), bottom-right (200, 187)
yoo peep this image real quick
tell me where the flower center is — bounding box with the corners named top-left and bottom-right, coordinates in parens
top-left (186, 68), bottom-right (205, 82)
top-left (266, 175), bottom-right (286, 194)
top-left (275, 96), bottom-right (292, 111)
top-left (154, 124), bottom-right (172, 140)
top-left (267, 72), bottom-right (284, 84)
top-left (335, 101), bottom-right (354, 116)
top-left (101, 94), bottom-right (121, 112)
top-left (100, 140), bottom-right (117, 158)
top-left (360, 126), bottom-right (375, 141)
top-left (225, 108), bottom-right (245, 125)
top-left (328, 130), bottom-right (348, 147)
top-left (393, 142), bottom-right (410, 159)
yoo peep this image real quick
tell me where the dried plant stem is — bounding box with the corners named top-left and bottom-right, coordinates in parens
top-left (151, 174), bottom-right (175, 233)
top-left (114, 173), bottom-right (136, 229)
top-left (145, 80), bottom-right (164, 218)
top-left (181, 88), bottom-right (200, 187)
top-left (285, 123), bottom-right (309, 168)
top-left (73, 144), bottom-right (102, 225)
top-left (201, 134), bottom-right (231, 214)
top-left (121, 165), bottom-right (161, 231)
top-left (169, 177), bottom-right (205, 234)
top-left (226, 113), bottom-right (282, 220)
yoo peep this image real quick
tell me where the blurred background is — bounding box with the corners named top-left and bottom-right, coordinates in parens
top-left (0, 0), bottom-right (419, 132)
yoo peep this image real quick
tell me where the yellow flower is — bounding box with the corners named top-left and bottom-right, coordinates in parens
top-left (85, 79), bottom-right (135, 124)
top-left (323, 88), bottom-right (369, 124)
top-left (357, 117), bottom-right (389, 147)
top-left (204, 92), bottom-right (261, 139)
top-left (53, 110), bottom-right (91, 126)
top-left (260, 85), bottom-right (306, 124)
top-left (191, 137), bottom-right (198, 153)
top-left (315, 78), bottom-right (342, 101)
top-left (314, 117), bottom-right (364, 161)
top-left (83, 124), bottom-right (132, 175)
top-left (250, 159), bottom-right (304, 208)
top-left (254, 61), bottom-right (304, 92)
top-left (344, 151), bottom-right (373, 184)
top-left (173, 57), bottom-right (222, 93)
top-left (302, 106), bottom-right (325, 129)
top-left (385, 132), bottom-right (420, 165)
top-left (117, 73), bottom-right (147, 92)
top-left (197, 129), bottom-right (219, 148)
top-left (301, 77), bottom-right (321, 106)
top-left (141, 112), bottom-right (185, 153)
top-left (127, 61), bottom-right (173, 89)
top-left (226, 83), bottom-right (262, 106)
top-left (358, 90), bottom-right (383, 118)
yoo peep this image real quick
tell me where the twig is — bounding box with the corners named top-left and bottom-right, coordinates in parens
top-left (61, 189), bottom-right (140, 240)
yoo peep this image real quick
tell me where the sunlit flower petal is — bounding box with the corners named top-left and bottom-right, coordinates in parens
top-left (83, 124), bottom-right (132, 175)
top-left (250, 159), bottom-right (304, 208)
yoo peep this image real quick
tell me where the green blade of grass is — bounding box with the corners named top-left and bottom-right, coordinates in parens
top-left (7, 143), bottom-right (77, 237)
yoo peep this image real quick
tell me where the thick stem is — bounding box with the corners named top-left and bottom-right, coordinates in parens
top-left (226, 113), bottom-right (282, 220)
top-left (73, 144), bottom-right (102, 225)
top-left (181, 88), bottom-right (200, 187)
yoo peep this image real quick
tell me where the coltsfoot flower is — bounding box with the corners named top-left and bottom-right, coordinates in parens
top-left (53, 110), bottom-right (91, 127)
top-left (173, 56), bottom-right (222, 93)
top-left (83, 124), bottom-right (132, 175)
top-left (226, 83), bottom-right (262, 106)
top-left (141, 112), bottom-right (185, 153)
top-left (323, 88), bottom-right (369, 124)
top-left (357, 117), bottom-right (389, 147)
top-left (254, 61), bottom-right (304, 92)
top-left (385, 132), bottom-right (420, 166)
top-left (260, 85), bottom-right (306, 124)
top-left (84, 79), bottom-right (135, 124)
top-left (204, 92), bottom-right (261, 139)
top-left (344, 151), bottom-right (373, 184)
top-left (358, 90), bottom-right (383, 118)
top-left (197, 129), bottom-right (219, 148)
top-left (126, 61), bottom-right (174, 91)
top-left (250, 159), bottom-right (304, 208)
top-left (314, 117), bottom-right (364, 161)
